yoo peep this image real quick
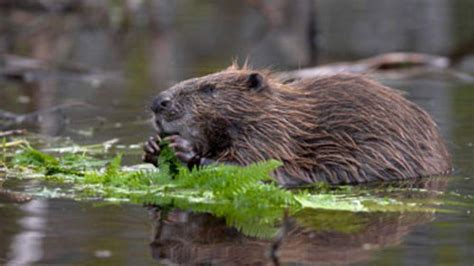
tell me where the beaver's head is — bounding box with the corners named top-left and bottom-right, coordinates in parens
top-left (151, 67), bottom-right (275, 156)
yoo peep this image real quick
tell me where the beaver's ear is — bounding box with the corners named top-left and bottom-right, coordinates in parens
top-left (246, 72), bottom-right (266, 92)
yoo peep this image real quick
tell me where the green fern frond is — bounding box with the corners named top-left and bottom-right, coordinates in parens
top-left (5, 142), bottom-right (445, 239)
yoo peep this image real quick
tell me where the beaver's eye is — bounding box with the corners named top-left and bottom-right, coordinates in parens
top-left (200, 84), bottom-right (215, 95)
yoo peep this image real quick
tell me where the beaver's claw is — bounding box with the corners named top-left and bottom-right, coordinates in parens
top-left (142, 135), bottom-right (161, 166)
top-left (164, 135), bottom-right (197, 165)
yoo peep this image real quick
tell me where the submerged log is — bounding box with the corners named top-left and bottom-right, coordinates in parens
top-left (0, 129), bottom-right (27, 138)
top-left (0, 103), bottom-right (86, 130)
top-left (279, 52), bottom-right (450, 81)
top-left (0, 54), bottom-right (119, 85)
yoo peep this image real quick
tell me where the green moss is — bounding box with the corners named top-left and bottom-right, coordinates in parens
top-left (12, 146), bottom-right (109, 176)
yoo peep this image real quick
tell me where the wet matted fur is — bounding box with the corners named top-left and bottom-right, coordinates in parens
top-left (152, 65), bottom-right (451, 186)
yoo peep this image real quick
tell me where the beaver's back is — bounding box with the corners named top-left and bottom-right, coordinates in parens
top-left (149, 66), bottom-right (451, 186)
top-left (274, 74), bottom-right (451, 185)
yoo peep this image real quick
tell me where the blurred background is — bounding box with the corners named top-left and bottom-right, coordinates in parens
top-left (2, 0), bottom-right (474, 69)
top-left (1, 1), bottom-right (474, 265)
top-left (1, 0), bottom-right (473, 144)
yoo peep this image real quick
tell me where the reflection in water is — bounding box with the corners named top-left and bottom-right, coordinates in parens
top-left (149, 210), bottom-right (434, 265)
top-left (7, 199), bottom-right (47, 266)
top-left (148, 178), bottom-right (448, 265)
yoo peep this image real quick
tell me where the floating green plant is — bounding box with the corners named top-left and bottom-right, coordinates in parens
top-left (1, 138), bottom-right (450, 238)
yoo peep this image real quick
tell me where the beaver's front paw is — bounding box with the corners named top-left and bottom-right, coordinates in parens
top-left (142, 135), bottom-right (161, 166)
top-left (164, 135), bottom-right (197, 165)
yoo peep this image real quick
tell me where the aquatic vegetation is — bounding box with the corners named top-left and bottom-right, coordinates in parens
top-left (1, 137), bottom-right (449, 238)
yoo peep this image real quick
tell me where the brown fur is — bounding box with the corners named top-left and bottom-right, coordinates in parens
top-left (155, 65), bottom-right (452, 186)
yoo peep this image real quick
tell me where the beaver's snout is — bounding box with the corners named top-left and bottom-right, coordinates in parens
top-left (150, 91), bottom-right (186, 137)
top-left (151, 95), bottom-right (172, 114)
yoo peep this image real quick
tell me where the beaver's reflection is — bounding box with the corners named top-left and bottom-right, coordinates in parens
top-left (148, 177), bottom-right (447, 265)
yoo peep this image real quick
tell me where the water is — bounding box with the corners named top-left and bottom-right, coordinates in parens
top-left (1, 1), bottom-right (474, 265)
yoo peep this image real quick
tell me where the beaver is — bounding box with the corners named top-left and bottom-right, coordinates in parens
top-left (143, 64), bottom-right (451, 187)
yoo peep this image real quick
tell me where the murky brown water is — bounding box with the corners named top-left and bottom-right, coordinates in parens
top-left (1, 1), bottom-right (473, 265)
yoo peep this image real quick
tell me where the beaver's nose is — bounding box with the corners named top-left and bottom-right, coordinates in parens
top-left (151, 96), bottom-right (171, 113)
